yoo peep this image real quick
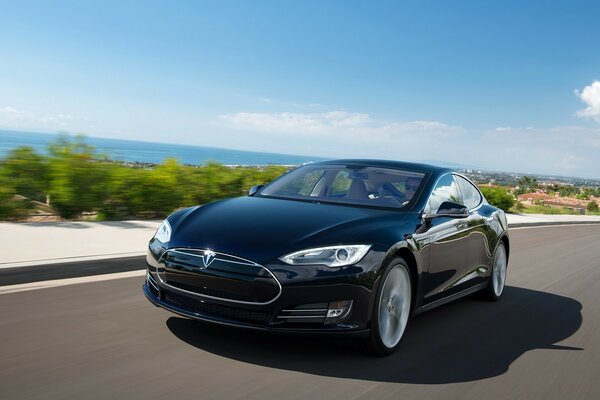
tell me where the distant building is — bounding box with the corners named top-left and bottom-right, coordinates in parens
top-left (518, 192), bottom-right (592, 214)
top-left (518, 192), bottom-right (551, 205)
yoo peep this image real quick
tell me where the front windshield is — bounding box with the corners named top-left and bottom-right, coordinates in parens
top-left (259, 164), bottom-right (426, 209)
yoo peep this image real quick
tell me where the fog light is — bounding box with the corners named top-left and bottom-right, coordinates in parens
top-left (324, 300), bottom-right (353, 325)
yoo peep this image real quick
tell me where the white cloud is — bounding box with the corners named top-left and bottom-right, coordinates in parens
top-left (481, 125), bottom-right (600, 175)
top-left (0, 106), bottom-right (33, 120)
top-left (291, 102), bottom-right (323, 108)
top-left (486, 125), bottom-right (600, 145)
top-left (218, 111), bottom-right (461, 143)
top-left (258, 98), bottom-right (273, 104)
top-left (40, 113), bottom-right (74, 125)
top-left (575, 81), bottom-right (600, 122)
top-left (0, 105), bottom-right (78, 129)
top-left (215, 110), bottom-right (464, 160)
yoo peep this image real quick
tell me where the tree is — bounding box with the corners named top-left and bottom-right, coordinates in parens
top-left (0, 134), bottom-right (290, 220)
top-left (0, 174), bottom-right (32, 219)
top-left (47, 135), bottom-right (109, 218)
top-left (588, 200), bottom-right (599, 213)
top-left (558, 185), bottom-right (578, 198)
top-left (514, 176), bottom-right (538, 195)
top-left (1, 146), bottom-right (49, 202)
top-left (480, 187), bottom-right (515, 212)
top-left (143, 158), bottom-right (187, 216)
top-left (0, 174), bottom-right (16, 219)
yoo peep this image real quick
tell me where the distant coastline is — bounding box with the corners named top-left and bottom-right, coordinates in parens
top-left (0, 129), bottom-right (326, 166)
top-left (1, 128), bottom-right (599, 184)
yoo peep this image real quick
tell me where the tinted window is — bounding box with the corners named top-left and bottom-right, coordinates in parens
top-left (259, 164), bottom-right (426, 209)
top-left (455, 175), bottom-right (482, 209)
top-left (426, 174), bottom-right (461, 213)
top-left (330, 171), bottom-right (352, 196)
top-left (275, 169), bottom-right (325, 196)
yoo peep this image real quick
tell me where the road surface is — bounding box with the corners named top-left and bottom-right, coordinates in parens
top-left (1, 225), bottom-right (599, 399)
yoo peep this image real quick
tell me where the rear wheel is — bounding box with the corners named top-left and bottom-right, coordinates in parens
top-left (483, 242), bottom-right (507, 301)
top-left (366, 257), bottom-right (412, 356)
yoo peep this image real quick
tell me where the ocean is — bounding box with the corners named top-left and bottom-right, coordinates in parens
top-left (0, 129), bottom-right (325, 166)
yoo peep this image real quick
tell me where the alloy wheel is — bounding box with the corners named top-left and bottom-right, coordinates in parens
top-left (492, 244), bottom-right (507, 297)
top-left (377, 265), bottom-right (411, 349)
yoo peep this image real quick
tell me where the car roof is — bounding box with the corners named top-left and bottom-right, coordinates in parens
top-left (311, 159), bottom-right (452, 176)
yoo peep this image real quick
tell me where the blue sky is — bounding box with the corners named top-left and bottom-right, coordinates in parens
top-left (1, 0), bottom-right (600, 178)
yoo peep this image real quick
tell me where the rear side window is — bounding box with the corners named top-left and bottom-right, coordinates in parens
top-left (330, 171), bottom-right (352, 196)
top-left (455, 175), bottom-right (482, 210)
top-left (425, 174), bottom-right (461, 214)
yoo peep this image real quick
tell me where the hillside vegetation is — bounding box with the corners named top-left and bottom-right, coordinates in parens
top-left (3, 135), bottom-right (594, 221)
top-left (0, 136), bottom-right (286, 220)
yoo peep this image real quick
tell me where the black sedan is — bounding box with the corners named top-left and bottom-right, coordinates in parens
top-left (144, 160), bottom-right (509, 355)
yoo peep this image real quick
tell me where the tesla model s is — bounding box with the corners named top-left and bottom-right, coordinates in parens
top-left (143, 160), bottom-right (509, 355)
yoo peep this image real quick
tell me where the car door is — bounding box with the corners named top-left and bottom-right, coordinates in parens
top-left (421, 173), bottom-right (473, 303)
top-left (453, 174), bottom-right (492, 285)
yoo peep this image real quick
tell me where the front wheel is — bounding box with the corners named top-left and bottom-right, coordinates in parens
top-left (366, 257), bottom-right (412, 356)
top-left (483, 242), bottom-right (508, 301)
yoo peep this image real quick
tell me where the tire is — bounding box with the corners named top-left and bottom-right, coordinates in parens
top-left (483, 242), bottom-right (508, 302)
top-left (366, 257), bottom-right (412, 356)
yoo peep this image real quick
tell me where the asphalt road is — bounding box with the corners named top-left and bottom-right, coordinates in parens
top-left (1, 225), bottom-right (600, 400)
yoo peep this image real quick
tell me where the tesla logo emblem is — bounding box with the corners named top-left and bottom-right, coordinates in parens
top-left (202, 250), bottom-right (216, 268)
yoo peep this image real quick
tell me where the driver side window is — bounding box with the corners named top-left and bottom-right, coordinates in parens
top-left (425, 174), bottom-right (462, 214)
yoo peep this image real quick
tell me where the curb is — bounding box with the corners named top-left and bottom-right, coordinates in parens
top-left (0, 256), bottom-right (146, 286)
top-left (0, 252), bottom-right (146, 270)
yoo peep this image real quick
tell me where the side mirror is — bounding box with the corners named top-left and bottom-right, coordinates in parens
top-left (248, 185), bottom-right (264, 196)
top-left (424, 201), bottom-right (468, 220)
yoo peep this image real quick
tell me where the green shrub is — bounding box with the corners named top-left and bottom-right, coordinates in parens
top-left (0, 175), bottom-right (16, 219)
top-left (0, 175), bottom-right (33, 219)
top-left (514, 200), bottom-right (524, 211)
top-left (1, 147), bottom-right (49, 202)
top-left (479, 186), bottom-right (515, 212)
top-left (47, 136), bottom-right (109, 218)
top-left (0, 135), bottom-right (290, 220)
top-left (588, 200), bottom-right (599, 213)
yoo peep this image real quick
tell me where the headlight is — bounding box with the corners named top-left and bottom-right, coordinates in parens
top-left (154, 220), bottom-right (172, 243)
top-left (279, 245), bottom-right (371, 267)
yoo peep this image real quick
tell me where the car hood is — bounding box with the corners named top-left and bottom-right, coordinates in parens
top-left (168, 196), bottom-right (404, 264)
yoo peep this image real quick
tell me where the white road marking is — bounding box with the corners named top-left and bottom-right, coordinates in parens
top-left (510, 223), bottom-right (600, 230)
top-left (0, 270), bottom-right (145, 295)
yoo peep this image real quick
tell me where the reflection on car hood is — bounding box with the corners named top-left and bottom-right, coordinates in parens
top-left (168, 196), bottom-right (399, 264)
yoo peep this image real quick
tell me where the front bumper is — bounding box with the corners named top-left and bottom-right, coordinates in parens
top-left (144, 280), bottom-right (368, 335)
top-left (143, 245), bottom-right (387, 335)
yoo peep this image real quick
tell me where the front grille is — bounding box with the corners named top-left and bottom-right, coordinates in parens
top-left (163, 290), bottom-right (274, 324)
top-left (157, 248), bottom-right (281, 304)
top-left (167, 281), bottom-right (251, 302)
